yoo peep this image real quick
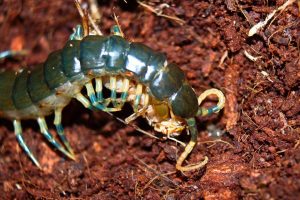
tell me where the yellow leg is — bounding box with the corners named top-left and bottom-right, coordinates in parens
top-left (197, 88), bottom-right (226, 116)
top-left (14, 120), bottom-right (41, 168)
top-left (125, 93), bottom-right (149, 123)
top-left (125, 107), bottom-right (147, 124)
top-left (84, 81), bottom-right (121, 112)
top-left (120, 78), bottom-right (130, 106)
top-left (95, 78), bottom-right (103, 102)
top-left (75, 93), bottom-right (93, 109)
top-left (109, 76), bottom-right (119, 107)
top-left (176, 118), bottom-right (208, 172)
top-left (133, 84), bottom-right (143, 112)
top-left (54, 108), bottom-right (75, 155)
top-left (37, 117), bottom-right (75, 160)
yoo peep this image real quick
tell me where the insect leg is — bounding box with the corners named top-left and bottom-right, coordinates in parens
top-left (133, 84), bottom-right (143, 112)
top-left (85, 81), bottom-right (98, 105)
top-left (197, 88), bottom-right (225, 117)
top-left (111, 77), bottom-right (130, 110)
top-left (95, 78), bottom-right (104, 103)
top-left (125, 93), bottom-right (149, 123)
top-left (84, 81), bottom-right (120, 112)
top-left (54, 108), bottom-right (75, 155)
top-left (75, 93), bottom-right (94, 110)
top-left (13, 120), bottom-right (41, 168)
top-left (37, 117), bottom-right (75, 160)
top-left (175, 118), bottom-right (208, 172)
top-left (109, 76), bottom-right (119, 107)
top-left (125, 107), bottom-right (147, 124)
top-left (120, 78), bottom-right (130, 106)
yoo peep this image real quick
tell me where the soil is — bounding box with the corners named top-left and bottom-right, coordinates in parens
top-left (0, 0), bottom-right (299, 199)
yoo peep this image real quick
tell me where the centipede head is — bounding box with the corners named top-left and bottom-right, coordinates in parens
top-left (145, 102), bottom-right (186, 137)
top-left (153, 118), bottom-right (186, 136)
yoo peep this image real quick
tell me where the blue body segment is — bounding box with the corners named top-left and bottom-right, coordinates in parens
top-left (80, 35), bottom-right (108, 73)
top-left (105, 35), bottom-right (129, 72)
top-left (27, 64), bottom-right (54, 103)
top-left (124, 42), bottom-right (167, 84)
top-left (13, 70), bottom-right (34, 109)
top-left (170, 82), bottom-right (198, 118)
top-left (0, 71), bottom-right (16, 110)
top-left (44, 50), bottom-right (69, 90)
top-left (150, 63), bottom-right (185, 101)
top-left (62, 40), bottom-right (82, 78)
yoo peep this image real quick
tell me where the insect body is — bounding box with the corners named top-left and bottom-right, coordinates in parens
top-left (0, 23), bottom-right (225, 171)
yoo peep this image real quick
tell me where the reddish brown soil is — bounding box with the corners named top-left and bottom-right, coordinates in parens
top-left (0, 0), bottom-right (299, 199)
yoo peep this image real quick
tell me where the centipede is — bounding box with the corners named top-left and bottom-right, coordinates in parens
top-left (0, 2), bottom-right (225, 172)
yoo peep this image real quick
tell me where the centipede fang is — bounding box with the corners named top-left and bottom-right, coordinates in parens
top-left (0, 3), bottom-right (225, 172)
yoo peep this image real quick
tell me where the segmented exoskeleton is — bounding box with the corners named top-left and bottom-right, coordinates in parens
top-left (0, 9), bottom-right (225, 172)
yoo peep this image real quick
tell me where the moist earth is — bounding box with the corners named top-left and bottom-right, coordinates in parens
top-left (0, 0), bottom-right (299, 199)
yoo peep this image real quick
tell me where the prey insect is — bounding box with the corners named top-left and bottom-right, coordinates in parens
top-left (0, 3), bottom-right (225, 172)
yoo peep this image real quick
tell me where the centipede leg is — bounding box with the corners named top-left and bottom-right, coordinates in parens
top-left (120, 78), bottom-right (130, 105)
top-left (110, 77), bottom-right (130, 110)
top-left (109, 76), bottom-right (119, 107)
top-left (75, 93), bottom-right (94, 110)
top-left (37, 117), bottom-right (75, 160)
top-left (125, 107), bottom-right (147, 124)
top-left (84, 81), bottom-right (120, 112)
top-left (95, 78), bottom-right (104, 103)
top-left (54, 108), bottom-right (75, 156)
top-left (13, 120), bottom-right (41, 169)
top-left (125, 93), bottom-right (149, 123)
top-left (175, 118), bottom-right (208, 172)
top-left (133, 84), bottom-right (143, 112)
top-left (85, 81), bottom-right (98, 105)
top-left (197, 88), bottom-right (226, 117)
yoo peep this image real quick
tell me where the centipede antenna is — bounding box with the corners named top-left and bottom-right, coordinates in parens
top-left (37, 118), bottom-right (76, 161)
top-left (13, 120), bottom-right (41, 169)
top-left (106, 112), bottom-right (159, 140)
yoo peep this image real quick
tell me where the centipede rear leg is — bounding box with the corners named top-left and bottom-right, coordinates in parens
top-left (54, 108), bottom-right (75, 156)
top-left (176, 118), bottom-right (209, 172)
top-left (13, 120), bottom-right (41, 168)
top-left (36, 117), bottom-right (75, 160)
top-left (13, 116), bottom-right (75, 168)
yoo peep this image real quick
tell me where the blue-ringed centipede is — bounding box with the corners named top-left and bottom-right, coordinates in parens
top-left (0, 2), bottom-right (225, 172)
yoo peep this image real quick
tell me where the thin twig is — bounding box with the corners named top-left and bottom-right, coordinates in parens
top-left (199, 138), bottom-right (234, 148)
top-left (133, 155), bottom-right (178, 187)
top-left (248, 0), bottom-right (296, 36)
top-left (106, 112), bottom-right (159, 140)
top-left (137, 1), bottom-right (185, 25)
